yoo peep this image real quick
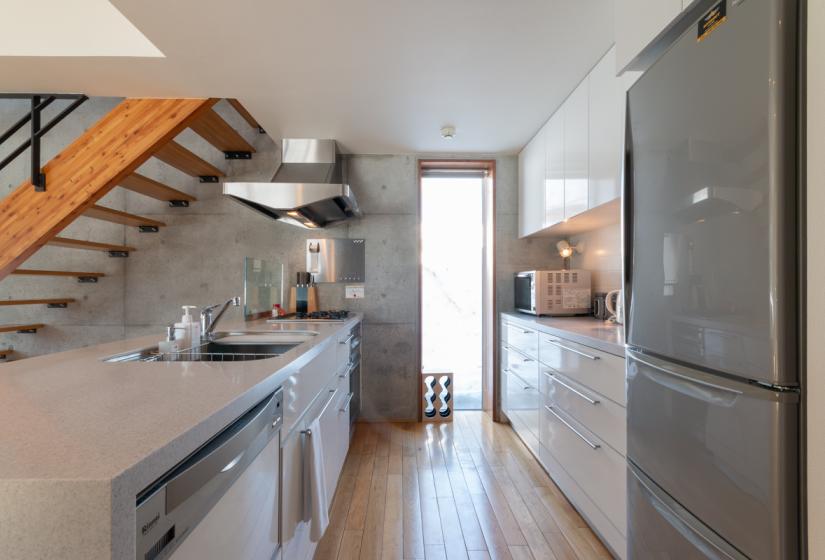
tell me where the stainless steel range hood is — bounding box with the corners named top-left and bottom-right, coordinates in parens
top-left (223, 139), bottom-right (361, 229)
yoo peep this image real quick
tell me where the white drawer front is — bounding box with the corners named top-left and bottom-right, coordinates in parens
top-left (540, 367), bottom-right (626, 456)
top-left (540, 403), bottom-right (626, 536)
top-left (505, 370), bottom-right (541, 441)
top-left (504, 344), bottom-right (539, 389)
top-left (538, 334), bottom-right (626, 406)
top-left (505, 323), bottom-right (539, 358)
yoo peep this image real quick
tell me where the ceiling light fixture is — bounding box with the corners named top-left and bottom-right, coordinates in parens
top-left (441, 126), bottom-right (456, 140)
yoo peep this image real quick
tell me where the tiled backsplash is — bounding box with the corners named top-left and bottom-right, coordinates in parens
top-left (569, 221), bottom-right (622, 294)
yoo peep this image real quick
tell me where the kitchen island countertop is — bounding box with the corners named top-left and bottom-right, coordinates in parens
top-left (501, 311), bottom-right (625, 357)
top-left (0, 314), bottom-right (361, 560)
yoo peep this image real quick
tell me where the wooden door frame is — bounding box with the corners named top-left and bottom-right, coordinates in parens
top-left (417, 159), bottom-right (501, 422)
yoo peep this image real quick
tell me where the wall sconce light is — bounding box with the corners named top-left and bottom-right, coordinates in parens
top-left (556, 239), bottom-right (584, 259)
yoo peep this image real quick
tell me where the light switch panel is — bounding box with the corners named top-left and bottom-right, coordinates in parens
top-left (345, 285), bottom-right (365, 299)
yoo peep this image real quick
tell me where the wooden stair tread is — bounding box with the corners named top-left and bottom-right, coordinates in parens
top-left (119, 173), bottom-right (196, 203)
top-left (12, 269), bottom-right (105, 278)
top-left (48, 237), bottom-right (136, 253)
top-left (0, 324), bottom-right (44, 333)
top-left (0, 97), bottom-right (217, 280)
top-left (227, 99), bottom-right (262, 131)
top-left (83, 205), bottom-right (166, 228)
top-left (154, 141), bottom-right (225, 178)
top-left (190, 108), bottom-right (256, 154)
top-left (0, 298), bottom-right (75, 306)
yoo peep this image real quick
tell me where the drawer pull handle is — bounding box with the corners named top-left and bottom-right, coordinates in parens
top-left (340, 392), bottom-right (355, 412)
top-left (545, 405), bottom-right (600, 450)
top-left (549, 373), bottom-right (600, 405)
top-left (340, 334), bottom-right (355, 345)
top-left (545, 338), bottom-right (600, 361)
top-left (522, 330), bottom-right (532, 334)
top-left (523, 386), bottom-right (533, 391)
top-left (523, 358), bottom-right (533, 363)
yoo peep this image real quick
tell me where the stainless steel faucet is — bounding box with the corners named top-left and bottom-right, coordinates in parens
top-left (200, 296), bottom-right (241, 341)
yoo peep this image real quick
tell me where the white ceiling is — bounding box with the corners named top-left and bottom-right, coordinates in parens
top-left (0, 0), bottom-right (614, 154)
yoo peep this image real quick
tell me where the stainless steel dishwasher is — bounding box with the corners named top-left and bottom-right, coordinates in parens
top-left (136, 389), bottom-right (283, 560)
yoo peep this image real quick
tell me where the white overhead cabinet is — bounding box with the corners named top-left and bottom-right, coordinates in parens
top-left (518, 126), bottom-right (546, 237)
top-left (588, 49), bottom-right (623, 208)
top-left (563, 80), bottom-right (589, 219)
top-left (517, 46), bottom-right (626, 238)
top-left (615, 0), bottom-right (688, 72)
top-left (544, 111), bottom-right (565, 227)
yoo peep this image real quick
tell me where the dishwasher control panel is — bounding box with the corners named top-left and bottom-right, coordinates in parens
top-left (136, 390), bottom-right (282, 560)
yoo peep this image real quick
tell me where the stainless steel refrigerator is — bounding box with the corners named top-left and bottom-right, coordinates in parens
top-left (624, 0), bottom-right (801, 558)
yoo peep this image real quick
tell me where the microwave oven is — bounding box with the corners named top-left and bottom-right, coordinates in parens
top-left (514, 270), bottom-right (592, 316)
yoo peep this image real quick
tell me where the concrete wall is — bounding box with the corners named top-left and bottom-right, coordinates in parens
top-left (808, 1), bottom-right (823, 554)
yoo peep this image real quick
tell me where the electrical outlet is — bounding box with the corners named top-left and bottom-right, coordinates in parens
top-left (345, 285), bottom-right (365, 299)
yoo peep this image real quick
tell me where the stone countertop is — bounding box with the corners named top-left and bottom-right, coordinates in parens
top-left (0, 314), bottom-right (361, 559)
top-left (501, 311), bottom-right (625, 357)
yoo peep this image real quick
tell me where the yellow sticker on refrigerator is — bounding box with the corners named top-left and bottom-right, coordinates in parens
top-left (697, 1), bottom-right (727, 42)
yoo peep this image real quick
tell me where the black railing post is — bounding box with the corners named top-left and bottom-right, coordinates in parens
top-left (30, 95), bottom-right (45, 191)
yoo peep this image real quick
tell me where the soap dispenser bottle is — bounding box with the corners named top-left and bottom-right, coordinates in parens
top-left (174, 306), bottom-right (200, 350)
top-left (158, 325), bottom-right (180, 356)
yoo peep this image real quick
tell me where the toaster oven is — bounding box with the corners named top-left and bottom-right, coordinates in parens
top-left (514, 270), bottom-right (592, 316)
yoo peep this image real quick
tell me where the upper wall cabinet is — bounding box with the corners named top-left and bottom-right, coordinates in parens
top-left (544, 111), bottom-right (565, 228)
top-left (588, 48), bottom-right (623, 208)
top-left (563, 80), bottom-right (589, 219)
top-left (518, 126), bottom-right (546, 237)
top-left (518, 46), bottom-right (629, 238)
top-left (615, 0), bottom-right (686, 72)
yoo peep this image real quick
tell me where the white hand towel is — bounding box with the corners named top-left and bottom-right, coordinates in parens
top-left (307, 418), bottom-right (329, 542)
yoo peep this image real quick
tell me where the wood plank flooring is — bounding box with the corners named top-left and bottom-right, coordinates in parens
top-left (314, 411), bottom-right (613, 560)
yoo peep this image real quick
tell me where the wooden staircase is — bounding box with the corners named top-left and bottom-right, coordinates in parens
top-left (0, 97), bottom-right (264, 356)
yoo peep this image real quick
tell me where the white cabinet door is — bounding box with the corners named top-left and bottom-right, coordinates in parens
top-left (518, 129), bottom-right (546, 237)
top-left (588, 47), bottom-right (623, 209)
top-left (563, 80), bottom-right (589, 220)
top-left (544, 111), bottom-right (565, 227)
top-left (615, 0), bottom-right (683, 72)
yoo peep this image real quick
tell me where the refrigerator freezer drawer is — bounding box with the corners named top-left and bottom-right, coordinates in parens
top-left (626, 349), bottom-right (799, 559)
top-left (628, 462), bottom-right (747, 560)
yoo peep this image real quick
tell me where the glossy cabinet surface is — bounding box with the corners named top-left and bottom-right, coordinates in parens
top-left (281, 324), bottom-right (357, 560)
top-left (517, 46), bottom-right (628, 237)
top-left (544, 111), bottom-right (565, 227)
top-left (518, 126), bottom-right (546, 237)
top-left (588, 46), bottom-right (623, 209)
top-left (563, 79), bottom-right (589, 219)
top-left (501, 316), bottom-right (627, 559)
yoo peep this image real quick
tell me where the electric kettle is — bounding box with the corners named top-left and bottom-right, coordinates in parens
top-left (605, 289), bottom-right (624, 325)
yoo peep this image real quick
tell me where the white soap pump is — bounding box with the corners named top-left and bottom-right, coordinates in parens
top-left (174, 306), bottom-right (200, 349)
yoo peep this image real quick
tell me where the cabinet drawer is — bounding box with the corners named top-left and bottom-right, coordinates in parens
top-left (540, 403), bottom-right (626, 536)
top-left (503, 344), bottom-right (539, 389)
top-left (538, 334), bottom-right (626, 406)
top-left (505, 370), bottom-right (541, 443)
top-left (505, 323), bottom-right (539, 358)
top-left (540, 367), bottom-right (626, 456)
top-left (509, 404), bottom-right (540, 457)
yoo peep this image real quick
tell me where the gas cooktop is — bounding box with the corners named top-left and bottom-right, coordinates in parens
top-left (268, 310), bottom-right (351, 323)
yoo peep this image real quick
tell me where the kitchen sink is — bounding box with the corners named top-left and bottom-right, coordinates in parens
top-left (102, 332), bottom-right (316, 363)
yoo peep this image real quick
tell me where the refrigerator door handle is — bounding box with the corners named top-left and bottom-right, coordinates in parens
top-left (627, 349), bottom-right (742, 403)
top-left (622, 93), bottom-right (633, 341)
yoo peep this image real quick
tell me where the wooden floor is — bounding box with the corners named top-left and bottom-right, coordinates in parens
top-left (314, 411), bottom-right (613, 560)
